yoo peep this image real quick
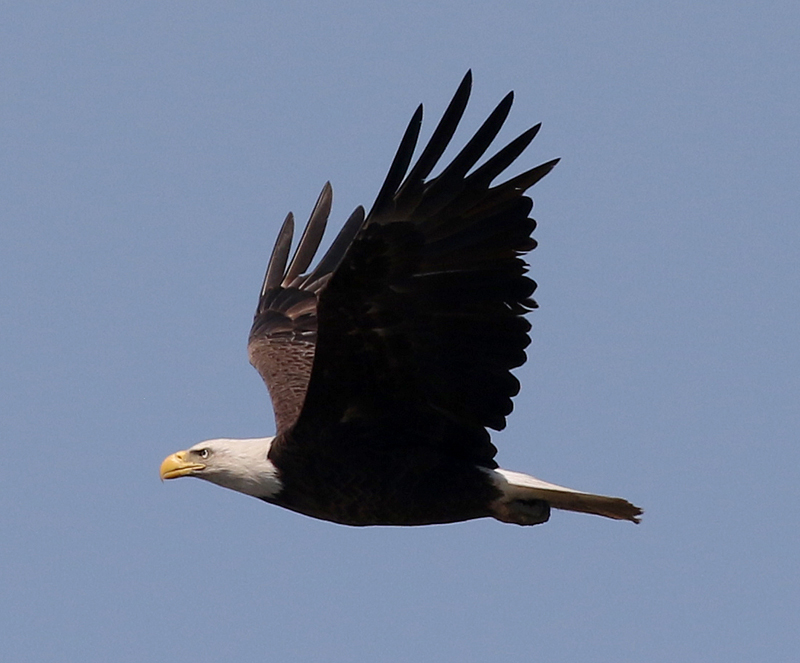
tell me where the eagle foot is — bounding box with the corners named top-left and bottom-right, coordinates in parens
top-left (492, 498), bottom-right (551, 526)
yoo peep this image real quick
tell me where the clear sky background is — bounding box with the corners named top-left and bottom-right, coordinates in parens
top-left (3, 3), bottom-right (798, 662)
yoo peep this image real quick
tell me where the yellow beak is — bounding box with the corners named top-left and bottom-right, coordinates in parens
top-left (160, 450), bottom-right (206, 480)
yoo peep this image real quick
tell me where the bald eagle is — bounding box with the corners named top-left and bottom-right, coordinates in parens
top-left (160, 72), bottom-right (642, 526)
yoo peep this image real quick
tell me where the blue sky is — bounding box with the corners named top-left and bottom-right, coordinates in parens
top-left (2, 2), bottom-right (798, 661)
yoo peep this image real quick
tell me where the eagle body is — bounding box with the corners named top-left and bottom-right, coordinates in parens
top-left (160, 73), bottom-right (642, 527)
top-left (266, 427), bottom-right (502, 526)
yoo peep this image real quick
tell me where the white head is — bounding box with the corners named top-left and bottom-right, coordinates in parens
top-left (160, 437), bottom-right (282, 498)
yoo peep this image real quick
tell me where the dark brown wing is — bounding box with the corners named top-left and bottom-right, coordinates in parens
top-left (248, 182), bottom-right (365, 433)
top-left (279, 71), bottom-right (559, 468)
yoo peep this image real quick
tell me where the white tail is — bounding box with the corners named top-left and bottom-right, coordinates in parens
top-left (488, 468), bottom-right (642, 524)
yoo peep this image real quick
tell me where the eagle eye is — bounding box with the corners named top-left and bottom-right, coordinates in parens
top-left (196, 448), bottom-right (210, 460)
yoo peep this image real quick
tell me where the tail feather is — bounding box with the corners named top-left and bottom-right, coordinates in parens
top-left (490, 468), bottom-right (643, 524)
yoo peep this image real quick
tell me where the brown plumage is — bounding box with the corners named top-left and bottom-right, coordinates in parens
top-left (160, 72), bottom-right (642, 527)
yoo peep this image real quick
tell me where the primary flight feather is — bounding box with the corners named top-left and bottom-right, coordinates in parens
top-left (160, 72), bottom-right (642, 526)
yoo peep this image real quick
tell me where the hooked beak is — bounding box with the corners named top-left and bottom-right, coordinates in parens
top-left (160, 450), bottom-right (206, 480)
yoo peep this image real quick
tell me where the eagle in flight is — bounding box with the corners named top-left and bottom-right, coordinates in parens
top-left (160, 72), bottom-right (642, 526)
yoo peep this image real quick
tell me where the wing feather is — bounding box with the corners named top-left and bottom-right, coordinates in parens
top-left (275, 74), bottom-right (557, 469)
top-left (248, 184), bottom-right (365, 433)
top-left (284, 182), bottom-right (331, 286)
top-left (260, 213), bottom-right (294, 296)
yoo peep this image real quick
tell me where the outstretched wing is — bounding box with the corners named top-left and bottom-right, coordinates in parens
top-left (282, 71), bottom-right (558, 467)
top-left (247, 183), bottom-right (365, 433)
